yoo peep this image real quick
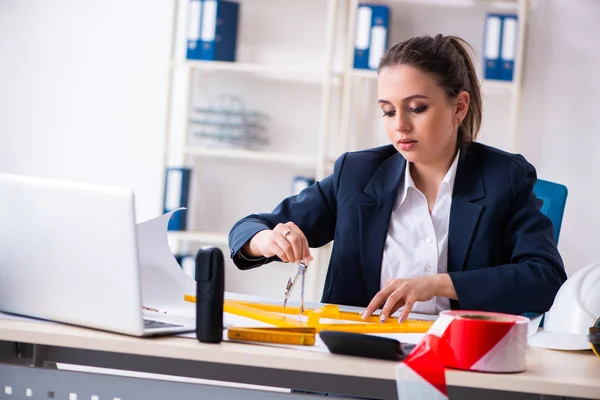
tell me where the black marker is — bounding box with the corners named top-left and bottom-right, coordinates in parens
top-left (195, 247), bottom-right (224, 343)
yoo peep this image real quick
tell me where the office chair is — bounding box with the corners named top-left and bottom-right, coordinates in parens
top-left (533, 179), bottom-right (568, 244)
top-left (526, 179), bottom-right (568, 325)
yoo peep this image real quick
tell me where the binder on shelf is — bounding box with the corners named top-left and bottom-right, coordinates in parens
top-left (353, 4), bottom-right (390, 71)
top-left (500, 15), bottom-right (518, 82)
top-left (163, 167), bottom-right (191, 231)
top-left (186, 0), bottom-right (203, 59)
top-left (291, 176), bottom-right (315, 196)
top-left (483, 13), bottom-right (518, 81)
top-left (483, 13), bottom-right (502, 80)
top-left (186, 0), bottom-right (240, 62)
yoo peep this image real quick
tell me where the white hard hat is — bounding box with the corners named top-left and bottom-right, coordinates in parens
top-left (529, 262), bottom-right (600, 350)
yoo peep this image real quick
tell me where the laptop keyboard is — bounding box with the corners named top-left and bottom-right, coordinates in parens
top-left (143, 319), bottom-right (183, 330)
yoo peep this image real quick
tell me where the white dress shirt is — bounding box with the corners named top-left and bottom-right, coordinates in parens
top-left (380, 150), bottom-right (460, 315)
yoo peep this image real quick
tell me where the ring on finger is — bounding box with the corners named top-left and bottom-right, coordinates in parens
top-left (283, 230), bottom-right (292, 239)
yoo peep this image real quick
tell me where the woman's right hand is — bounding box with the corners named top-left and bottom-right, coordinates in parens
top-left (242, 222), bottom-right (313, 265)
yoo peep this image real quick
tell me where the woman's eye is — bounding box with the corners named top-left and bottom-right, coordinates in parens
top-left (408, 105), bottom-right (428, 114)
top-left (382, 110), bottom-right (396, 118)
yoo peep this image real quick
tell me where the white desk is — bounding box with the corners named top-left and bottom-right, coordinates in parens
top-left (0, 318), bottom-right (599, 400)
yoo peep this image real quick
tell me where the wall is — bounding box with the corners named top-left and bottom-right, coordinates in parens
top-left (518, 0), bottom-right (600, 276)
top-left (0, 0), bottom-right (173, 223)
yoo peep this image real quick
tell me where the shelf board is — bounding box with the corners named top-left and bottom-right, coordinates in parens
top-left (480, 79), bottom-right (517, 94)
top-left (170, 146), bottom-right (318, 169)
top-left (175, 60), bottom-right (332, 85)
top-left (168, 231), bottom-right (229, 245)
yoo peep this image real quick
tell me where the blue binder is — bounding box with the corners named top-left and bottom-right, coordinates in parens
top-left (499, 15), bottom-right (518, 81)
top-left (186, 0), bottom-right (203, 60)
top-left (186, 0), bottom-right (239, 62)
top-left (353, 4), bottom-right (389, 70)
top-left (163, 167), bottom-right (191, 231)
top-left (484, 13), bottom-right (518, 81)
top-left (483, 13), bottom-right (502, 80)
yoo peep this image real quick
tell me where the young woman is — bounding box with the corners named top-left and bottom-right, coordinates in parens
top-left (227, 34), bottom-right (566, 322)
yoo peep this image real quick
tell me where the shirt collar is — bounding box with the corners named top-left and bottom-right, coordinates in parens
top-left (443, 148), bottom-right (461, 193)
top-left (394, 149), bottom-right (461, 212)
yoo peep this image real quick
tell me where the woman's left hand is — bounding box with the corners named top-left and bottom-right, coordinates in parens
top-left (361, 274), bottom-right (454, 322)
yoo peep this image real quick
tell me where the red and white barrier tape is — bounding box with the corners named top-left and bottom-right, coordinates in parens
top-left (396, 310), bottom-right (529, 399)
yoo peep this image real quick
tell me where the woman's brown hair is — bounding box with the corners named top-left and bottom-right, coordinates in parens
top-left (378, 34), bottom-right (482, 145)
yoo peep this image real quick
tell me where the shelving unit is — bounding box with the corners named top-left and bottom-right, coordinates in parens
top-left (162, 0), bottom-right (341, 302)
top-left (173, 59), bottom-right (339, 85)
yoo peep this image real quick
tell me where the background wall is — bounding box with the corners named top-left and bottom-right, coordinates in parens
top-left (0, 0), bottom-right (598, 298)
top-left (0, 0), bottom-right (173, 223)
top-left (517, 0), bottom-right (600, 276)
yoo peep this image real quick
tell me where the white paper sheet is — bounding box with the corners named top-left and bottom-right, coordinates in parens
top-left (137, 209), bottom-right (197, 319)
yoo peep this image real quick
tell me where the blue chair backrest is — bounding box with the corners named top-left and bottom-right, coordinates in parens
top-left (533, 179), bottom-right (568, 244)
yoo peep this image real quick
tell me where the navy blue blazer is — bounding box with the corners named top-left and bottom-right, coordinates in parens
top-left (228, 143), bottom-right (567, 315)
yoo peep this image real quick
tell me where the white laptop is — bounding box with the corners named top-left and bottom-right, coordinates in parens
top-left (0, 173), bottom-right (195, 336)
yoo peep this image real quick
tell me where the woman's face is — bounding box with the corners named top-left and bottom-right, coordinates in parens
top-left (377, 64), bottom-right (468, 166)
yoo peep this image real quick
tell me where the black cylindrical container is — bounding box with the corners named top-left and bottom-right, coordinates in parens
top-left (195, 247), bottom-right (224, 343)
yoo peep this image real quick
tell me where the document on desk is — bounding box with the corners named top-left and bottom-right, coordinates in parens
top-left (136, 209), bottom-right (196, 321)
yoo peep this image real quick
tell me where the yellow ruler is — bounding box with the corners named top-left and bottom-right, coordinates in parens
top-left (184, 295), bottom-right (433, 334)
top-left (228, 327), bottom-right (316, 346)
